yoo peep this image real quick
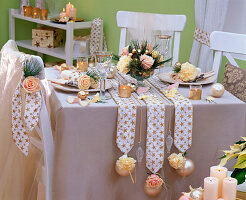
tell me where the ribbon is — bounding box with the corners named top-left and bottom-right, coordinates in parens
top-left (193, 27), bottom-right (210, 46)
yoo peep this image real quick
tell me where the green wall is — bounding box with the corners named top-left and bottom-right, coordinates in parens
top-left (0, 0), bottom-right (195, 63)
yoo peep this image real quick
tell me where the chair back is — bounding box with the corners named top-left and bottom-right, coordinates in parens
top-left (210, 31), bottom-right (246, 80)
top-left (116, 11), bottom-right (187, 66)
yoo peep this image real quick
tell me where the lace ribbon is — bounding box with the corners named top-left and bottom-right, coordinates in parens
top-left (193, 26), bottom-right (210, 46)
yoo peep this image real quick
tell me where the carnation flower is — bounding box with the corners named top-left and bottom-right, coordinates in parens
top-left (117, 55), bottom-right (131, 74)
top-left (168, 153), bottom-right (185, 169)
top-left (178, 62), bottom-right (198, 82)
top-left (140, 55), bottom-right (154, 70)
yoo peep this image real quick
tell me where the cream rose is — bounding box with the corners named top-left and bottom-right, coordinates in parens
top-left (146, 174), bottom-right (163, 188)
top-left (117, 55), bottom-right (131, 74)
top-left (78, 75), bottom-right (91, 90)
top-left (140, 55), bottom-right (154, 70)
top-left (22, 76), bottom-right (41, 93)
top-left (178, 62), bottom-right (198, 82)
top-left (116, 155), bottom-right (136, 171)
top-left (168, 153), bottom-right (185, 169)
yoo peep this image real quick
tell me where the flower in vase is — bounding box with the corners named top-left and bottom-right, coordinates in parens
top-left (22, 76), bottom-right (41, 93)
top-left (121, 46), bottom-right (129, 55)
top-left (140, 55), bottom-right (154, 70)
top-left (117, 55), bottom-right (131, 74)
top-left (168, 153), bottom-right (185, 169)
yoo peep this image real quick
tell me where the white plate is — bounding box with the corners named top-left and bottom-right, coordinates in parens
top-left (49, 79), bottom-right (113, 93)
top-left (158, 71), bottom-right (216, 86)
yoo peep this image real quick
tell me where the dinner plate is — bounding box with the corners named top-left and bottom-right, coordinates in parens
top-left (49, 79), bottom-right (113, 93)
top-left (158, 71), bottom-right (216, 86)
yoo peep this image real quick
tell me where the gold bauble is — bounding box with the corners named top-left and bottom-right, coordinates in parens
top-left (211, 83), bottom-right (225, 98)
top-left (137, 49), bottom-right (141, 54)
top-left (175, 62), bottom-right (182, 68)
top-left (132, 49), bottom-right (136, 54)
top-left (77, 91), bottom-right (89, 100)
top-left (145, 50), bottom-right (149, 54)
top-left (189, 186), bottom-right (204, 200)
top-left (143, 182), bottom-right (162, 197)
top-left (115, 163), bottom-right (135, 176)
top-left (176, 158), bottom-right (195, 177)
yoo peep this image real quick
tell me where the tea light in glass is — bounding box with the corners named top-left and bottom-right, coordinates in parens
top-left (23, 6), bottom-right (33, 17)
top-left (77, 57), bottom-right (88, 72)
top-left (119, 80), bottom-right (131, 98)
top-left (32, 7), bottom-right (40, 19)
top-left (189, 85), bottom-right (202, 100)
top-left (40, 9), bottom-right (48, 20)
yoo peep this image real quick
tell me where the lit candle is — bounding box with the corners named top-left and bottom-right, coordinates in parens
top-left (204, 177), bottom-right (219, 200)
top-left (77, 61), bottom-right (88, 72)
top-left (60, 8), bottom-right (66, 19)
top-left (119, 85), bottom-right (131, 98)
top-left (69, 5), bottom-right (77, 20)
top-left (189, 85), bottom-right (202, 100)
top-left (66, 2), bottom-right (73, 17)
top-left (23, 6), bottom-right (33, 17)
top-left (222, 177), bottom-right (237, 200)
top-left (210, 166), bottom-right (228, 198)
top-left (40, 9), bottom-right (48, 20)
top-left (32, 7), bottom-right (40, 19)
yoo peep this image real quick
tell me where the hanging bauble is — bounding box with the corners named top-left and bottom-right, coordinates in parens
top-left (211, 83), bottom-right (225, 98)
top-left (176, 158), bottom-right (195, 177)
top-left (189, 186), bottom-right (203, 200)
top-left (115, 155), bottom-right (136, 176)
top-left (143, 174), bottom-right (164, 197)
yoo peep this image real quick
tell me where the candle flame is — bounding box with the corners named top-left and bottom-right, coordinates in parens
top-left (63, 8), bottom-right (65, 12)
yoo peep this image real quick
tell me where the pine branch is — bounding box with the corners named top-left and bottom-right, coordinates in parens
top-left (23, 58), bottom-right (42, 78)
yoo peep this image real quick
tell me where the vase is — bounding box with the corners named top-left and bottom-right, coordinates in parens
top-left (19, 0), bottom-right (29, 14)
top-left (131, 69), bottom-right (155, 88)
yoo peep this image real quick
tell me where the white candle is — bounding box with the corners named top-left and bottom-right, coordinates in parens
top-left (222, 177), bottom-right (237, 200)
top-left (204, 177), bottom-right (219, 200)
top-left (66, 2), bottom-right (73, 17)
top-left (217, 199), bottom-right (224, 200)
top-left (210, 166), bottom-right (228, 198)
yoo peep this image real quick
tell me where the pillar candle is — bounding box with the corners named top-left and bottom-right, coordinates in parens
top-left (217, 199), bottom-right (224, 200)
top-left (210, 166), bottom-right (228, 198)
top-left (66, 2), bottom-right (73, 17)
top-left (204, 177), bottom-right (219, 200)
top-left (222, 177), bottom-right (237, 200)
top-left (69, 5), bottom-right (77, 20)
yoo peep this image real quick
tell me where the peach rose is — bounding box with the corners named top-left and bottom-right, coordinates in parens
top-left (122, 46), bottom-right (129, 55)
top-left (22, 76), bottom-right (41, 93)
top-left (78, 75), bottom-right (91, 90)
top-left (140, 55), bottom-right (154, 70)
top-left (146, 174), bottom-right (163, 188)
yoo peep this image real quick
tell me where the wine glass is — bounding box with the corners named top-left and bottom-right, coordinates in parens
top-left (94, 51), bottom-right (112, 100)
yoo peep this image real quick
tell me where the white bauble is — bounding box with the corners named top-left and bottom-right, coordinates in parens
top-left (211, 83), bottom-right (225, 98)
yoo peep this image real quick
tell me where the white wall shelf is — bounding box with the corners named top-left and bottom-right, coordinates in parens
top-left (9, 8), bottom-right (101, 65)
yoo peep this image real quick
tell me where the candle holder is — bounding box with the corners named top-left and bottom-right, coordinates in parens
top-left (119, 80), bottom-right (132, 98)
top-left (40, 9), bottom-right (48, 20)
top-left (189, 85), bottom-right (202, 100)
top-left (32, 7), bottom-right (40, 19)
top-left (77, 57), bottom-right (88, 72)
top-left (23, 6), bottom-right (32, 17)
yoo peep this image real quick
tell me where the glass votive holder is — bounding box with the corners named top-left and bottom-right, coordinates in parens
top-left (77, 57), bottom-right (88, 72)
top-left (189, 85), bottom-right (202, 100)
top-left (119, 80), bottom-right (132, 98)
top-left (23, 6), bottom-right (33, 17)
top-left (40, 9), bottom-right (48, 20)
top-left (32, 7), bottom-right (40, 19)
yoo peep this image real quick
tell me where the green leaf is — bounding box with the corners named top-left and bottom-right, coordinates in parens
top-left (234, 154), bottom-right (246, 169)
top-left (219, 154), bottom-right (238, 167)
top-left (231, 168), bottom-right (246, 185)
top-left (236, 140), bottom-right (246, 145)
top-left (112, 54), bottom-right (120, 61)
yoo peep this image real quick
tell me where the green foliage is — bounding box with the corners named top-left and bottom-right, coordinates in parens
top-left (86, 70), bottom-right (99, 82)
top-left (23, 58), bottom-right (42, 78)
top-left (231, 168), bottom-right (246, 185)
top-left (112, 54), bottom-right (119, 61)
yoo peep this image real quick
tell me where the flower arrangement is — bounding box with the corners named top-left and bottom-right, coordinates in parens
top-left (168, 153), bottom-right (186, 169)
top-left (172, 62), bottom-right (199, 82)
top-left (114, 40), bottom-right (171, 81)
top-left (219, 137), bottom-right (246, 185)
top-left (146, 174), bottom-right (164, 189)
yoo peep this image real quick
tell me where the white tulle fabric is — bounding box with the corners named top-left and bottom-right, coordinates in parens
top-left (0, 40), bottom-right (42, 200)
top-left (189, 0), bottom-right (229, 72)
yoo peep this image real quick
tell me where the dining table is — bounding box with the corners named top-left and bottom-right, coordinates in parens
top-left (44, 67), bottom-right (246, 200)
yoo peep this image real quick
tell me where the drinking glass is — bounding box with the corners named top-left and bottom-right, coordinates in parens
top-left (94, 51), bottom-right (112, 100)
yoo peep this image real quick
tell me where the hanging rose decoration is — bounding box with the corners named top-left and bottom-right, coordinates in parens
top-left (115, 155), bottom-right (136, 177)
top-left (143, 174), bottom-right (165, 197)
top-left (22, 76), bottom-right (41, 93)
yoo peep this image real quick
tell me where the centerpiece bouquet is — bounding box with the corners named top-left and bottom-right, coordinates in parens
top-left (114, 40), bottom-right (171, 86)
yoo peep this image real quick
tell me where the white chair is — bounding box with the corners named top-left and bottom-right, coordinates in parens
top-left (116, 11), bottom-right (187, 66)
top-left (210, 31), bottom-right (246, 80)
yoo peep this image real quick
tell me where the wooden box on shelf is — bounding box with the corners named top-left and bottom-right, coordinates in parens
top-left (32, 27), bottom-right (63, 48)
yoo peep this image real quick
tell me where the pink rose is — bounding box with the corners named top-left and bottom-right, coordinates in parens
top-left (121, 46), bottom-right (129, 55)
top-left (140, 55), bottom-right (154, 69)
top-left (146, 44), bottom-right (153, 52)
